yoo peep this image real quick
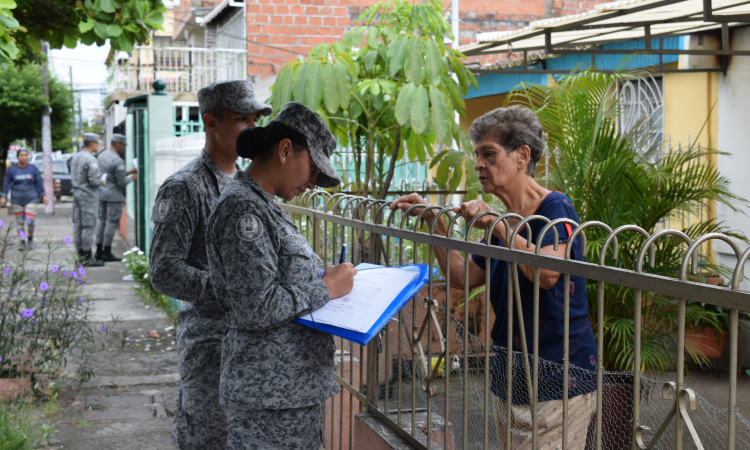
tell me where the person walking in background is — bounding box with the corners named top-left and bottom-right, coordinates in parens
top-left (95, 133), bottom-right (137, 262)
top-left (149, 80), bottom-right (271, 450)
top-left (1, 148), bottom-right (48, 250)
top-left (70, 133), bottom-right (105, 267)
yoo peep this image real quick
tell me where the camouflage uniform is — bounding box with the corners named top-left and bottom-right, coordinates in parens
top-left (206, 102), bottom-right (341, 450)
top-left (96, 135), bottom-right (132, 248)
top-left (148, 79), bottom-right (271, 450)
top-left (70, 137), bottom-right (103, 253)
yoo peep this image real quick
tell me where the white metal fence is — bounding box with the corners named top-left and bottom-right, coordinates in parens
top-left (108, 47), bottom-right (247, 95)
top-left (154, 133), bottom-right (205, 186)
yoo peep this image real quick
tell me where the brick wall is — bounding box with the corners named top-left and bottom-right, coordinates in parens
top-left (245, 0), bottom-right (614, 78)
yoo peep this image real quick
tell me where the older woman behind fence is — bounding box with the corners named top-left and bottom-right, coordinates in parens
top-left (391, 106), bottom-right (597, 450)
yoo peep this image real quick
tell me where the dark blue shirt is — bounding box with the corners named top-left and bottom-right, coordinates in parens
top-left (471, 191), bottom-right (597, 404)
top-left (2, 164), bottom-right (45, 206)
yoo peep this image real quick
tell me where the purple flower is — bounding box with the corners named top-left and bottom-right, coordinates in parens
top-left (64, 236), bottom-right (71, 244)
top-left (51, 265), bottom-right (59, 272)
top-left (0, 219), bottom-right (4, 227)
top-left (19, 231), bottom-right (25, 240)
top-left (98, 327), bottom-right (105, 333)
top-left (25, 217), bottom-right (31, 223)
top-left (78, 266), bottom-right (86, 276)
top-left (72, 272), bottom-right (78, 279)
top-left (78, 298), bottom-right (84, 304)
top-left (29, 270), bottom-right (35, 275)
top-left (32, 320), bottom-right (36, 325)
top-left (10, 290), bottom-right (15, 296)
top-left (4, 268), bottom-right (11, 275)
top-left (0, 356), bottom-right (2, 362)
top-left (21, 309), bottom-right (33, 318)
top-left (92, 302), bottom-right (97, 306)
top-left (39, 282), bottom-right (49, 291)
top-left (78, 279), bottom-right (84, 285)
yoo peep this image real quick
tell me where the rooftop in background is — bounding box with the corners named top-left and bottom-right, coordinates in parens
top-left (460, 0), bottom-right (750, 74)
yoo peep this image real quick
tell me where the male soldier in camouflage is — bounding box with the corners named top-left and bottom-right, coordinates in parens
top-left (94, 133), bottom-right (138, 262)
top-left (206, 102), bottom-right (356, 449)
top-left (149, 80), bottom-right (271, 450)
top-left (70, 133), bottom-right (105, 267)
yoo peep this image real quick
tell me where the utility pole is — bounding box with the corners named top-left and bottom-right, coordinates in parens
top-left (40, 41), bottom-right (54, 214)
top-left (71, 67), bottom-right (79, 153)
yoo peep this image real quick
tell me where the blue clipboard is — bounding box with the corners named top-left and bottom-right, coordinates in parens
top-left (294, 263), bottom-right (436, 345)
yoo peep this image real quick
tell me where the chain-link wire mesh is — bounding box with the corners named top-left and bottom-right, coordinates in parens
top-left (373, 306), bottom-right (750, 450)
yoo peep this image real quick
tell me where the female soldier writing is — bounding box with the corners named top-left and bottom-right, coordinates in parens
top-left (206, 101), bottom-right (357, 449)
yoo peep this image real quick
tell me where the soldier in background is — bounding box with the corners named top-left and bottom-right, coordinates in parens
top-left (149, 80), bottom-right (272, 450)
top-left (70, 133), bottom-right (105, 267)
top-left (95, 133), bottom-right (137, 262)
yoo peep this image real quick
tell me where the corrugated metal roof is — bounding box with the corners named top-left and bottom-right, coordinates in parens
top-left (460, 0), bottom-right (750, 57)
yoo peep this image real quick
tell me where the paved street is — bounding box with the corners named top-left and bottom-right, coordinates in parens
top-left (23, 198), bottom-right (178, 450)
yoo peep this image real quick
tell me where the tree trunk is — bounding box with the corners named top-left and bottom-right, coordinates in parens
top-left (353, 127), bottom-right (362, 194)
top-left (363, 132), bottom-right (375, 199)
top-left (378, 126), bottom-right (401, 200)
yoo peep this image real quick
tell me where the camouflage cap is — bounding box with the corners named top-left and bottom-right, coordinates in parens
top-left (198, 79), bottom-right (272, 117)
top-left (83, 132), bottom-right (100, 143)
top-left (111, 133), bottom-right (127, 144)
top-left (270, 101), bottom-right (340, 188)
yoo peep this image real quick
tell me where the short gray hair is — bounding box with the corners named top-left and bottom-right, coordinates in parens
top-left (469, 105), bottom-right (546, 177)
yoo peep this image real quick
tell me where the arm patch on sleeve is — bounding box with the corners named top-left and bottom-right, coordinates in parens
top-left (152, 199), bottom-right (175, 222)
top-left (236, 214), bottom-right (263, 241)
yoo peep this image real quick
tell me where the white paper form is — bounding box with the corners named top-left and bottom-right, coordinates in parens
top-left (299, 267), bottom-right (418, 333)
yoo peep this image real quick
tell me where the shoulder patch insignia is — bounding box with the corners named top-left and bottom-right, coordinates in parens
top-left (152, 199), bottom-right (174, 222)
top-left (236, 214), bottom-right (263, 241)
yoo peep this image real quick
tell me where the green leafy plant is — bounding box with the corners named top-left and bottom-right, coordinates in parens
top-left (510, 69), bottom-right (748, 371)
top-left (267, 0), bottom-right (480, 199)
top-left (0, 0), bottom-right (165, 63)
top-left (122, 248), bottom-right (178, 328)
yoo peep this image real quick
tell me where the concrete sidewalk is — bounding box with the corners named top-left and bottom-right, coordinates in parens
top-left (23, 199), bottom-right (178, 450)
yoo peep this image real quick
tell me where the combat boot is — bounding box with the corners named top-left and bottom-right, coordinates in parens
top-left (82, 250), bottom-right (104, 267)
top-left (94, 243), bottom-right (103, 261)
top-left (102, 246), bottom-right (122, 262)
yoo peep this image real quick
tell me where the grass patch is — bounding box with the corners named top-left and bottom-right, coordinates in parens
top-left (75, 419), bottom-right (94, 427)
top-left (0, 402), bottom-right (38, 450)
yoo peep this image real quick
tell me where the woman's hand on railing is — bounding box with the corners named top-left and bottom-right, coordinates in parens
top-left (390, 193), bottom-right (432, 219)
top-left (322, 263), bottom-right (358, 299)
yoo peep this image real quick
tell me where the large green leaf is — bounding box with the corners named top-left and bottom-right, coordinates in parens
top-left (363, 50), bottom-right (378, 71)
top-left (404, 36), bottom-right (424, 84)
top-left (117, 33), bottom-right (133, 53)
top-left (92, 21), bottom-right (108, 38)
top-left (304, 62), bottom-right (324, 112)
top-left (293, 64), bottom-right (309, 103)
top-left (409, 85), bottom-right (429, 134)
top-left (335, 61), bottom-right (351, 110)
top-left (0, 14), bottom-right (18, 29)
top-left (78, 18), bottom-right (95, 33)
top-left (275, 64), bottom-right (294, 111)
top-left (424, 40), bottom-right (442, 86)
top-left (322, 63), bottom-right (341, 114)
top-left (99, 0), bottom-right (115, 13)
top-left (435, 158), bottom-right (450, 187)
top-left (387, 35), bottom-right (408, 77)
top-left (105, 24), bottom-right (122, 37)
top-left (428, 86), bottom-right (449, 142)
top-left (394, 82), bottom-right (415, 126)
top-left (0, 0), bottom-right (17, 9)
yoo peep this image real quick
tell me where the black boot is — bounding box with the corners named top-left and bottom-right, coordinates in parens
top-left (83, 250), bottom-right (104, 267)
top-left (95, 243), bottom-right (103, 261)
top-left (102, 246), bottom-right (122, 262)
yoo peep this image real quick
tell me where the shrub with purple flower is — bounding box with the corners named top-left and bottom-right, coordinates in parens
top-left (123, 247), bottom-right (178, 328)
top-left (0, 223), bottom-right (109, 382)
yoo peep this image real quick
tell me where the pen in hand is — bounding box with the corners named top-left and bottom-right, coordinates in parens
top-left (339, 244), bottom-right (347, 265)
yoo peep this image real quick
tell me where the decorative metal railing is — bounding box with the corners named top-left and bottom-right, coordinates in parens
top-left (107, 46), bottom-right (247, 95)
top-left (282, 190), bottom-right (750, 450)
